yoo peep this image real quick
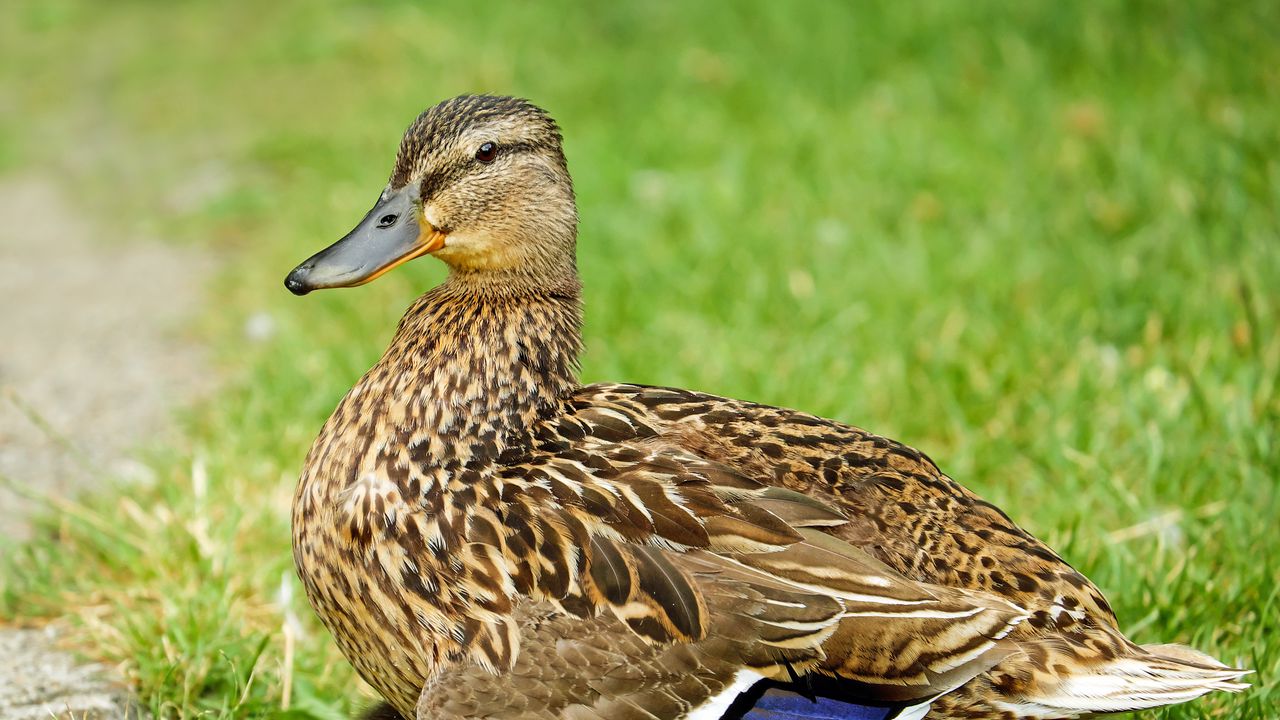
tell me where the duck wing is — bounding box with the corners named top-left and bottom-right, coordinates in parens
top-left (422, 422), bottom-right (1026, 718)
top-left (417, 593), bottom-right (1013, 720)
top-left (558, 383), bottom-right (1116, 627)
top-left (554, 384), bottom-right (1248, 718)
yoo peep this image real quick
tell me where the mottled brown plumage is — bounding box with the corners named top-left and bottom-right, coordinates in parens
top-left (288, 95), bottom-right (1247, 720)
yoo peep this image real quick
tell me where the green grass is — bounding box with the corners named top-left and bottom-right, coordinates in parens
top-left (1, 1), bottom-right (1277, 717)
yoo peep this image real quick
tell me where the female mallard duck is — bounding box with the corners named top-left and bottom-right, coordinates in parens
top-left (285, 95), bottom-right (1246, 720)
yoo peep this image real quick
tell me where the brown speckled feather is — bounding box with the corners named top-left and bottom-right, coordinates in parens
top-left (289, 96), bottom-right (1247, 720)
top-left (559, 384), bottom-right (1249, 718)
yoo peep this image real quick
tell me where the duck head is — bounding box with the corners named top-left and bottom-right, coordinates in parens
top-left (285, 95), bottom-right (577, 295)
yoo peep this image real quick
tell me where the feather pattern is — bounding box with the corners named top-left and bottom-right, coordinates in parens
top-left (289, 95), bottom-right (1248, 720)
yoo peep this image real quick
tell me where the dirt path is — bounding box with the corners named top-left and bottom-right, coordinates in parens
top-left (0, 174), bottom-right (214, 718)
top-left (0, 175), bottom-right (211, 537)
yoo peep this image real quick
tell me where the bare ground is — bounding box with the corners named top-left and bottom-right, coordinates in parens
top-left (0, 174), bottom-right (211, 537)
top-left (0, 173), bottom-right (213, 718)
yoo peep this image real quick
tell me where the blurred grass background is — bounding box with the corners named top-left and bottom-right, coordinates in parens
top-left (1, 0), bottom-right (1277, 718)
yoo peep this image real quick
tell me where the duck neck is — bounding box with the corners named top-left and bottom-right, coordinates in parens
top-left (377, 271), bottom-right (583, 468)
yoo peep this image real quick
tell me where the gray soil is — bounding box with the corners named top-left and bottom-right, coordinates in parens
top-left (0, 174), bottom-right (214, 718)
top-left (0, 628), bottom-right (145, 720)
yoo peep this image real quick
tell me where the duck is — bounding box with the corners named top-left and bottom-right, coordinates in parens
top-left (284, 95), bottom-right (1248, 720)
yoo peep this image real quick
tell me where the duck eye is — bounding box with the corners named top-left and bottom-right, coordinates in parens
top-left (475, 142), bottom-right (498, 163)
top-left (377, 214), bottom-right (398, 228)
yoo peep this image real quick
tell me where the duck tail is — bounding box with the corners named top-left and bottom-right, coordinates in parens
top-left (1013, 640), bottom-right (1250, 717)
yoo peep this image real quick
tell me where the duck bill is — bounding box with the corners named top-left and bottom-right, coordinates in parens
top-left (284, 184), bottom-right (446, 295)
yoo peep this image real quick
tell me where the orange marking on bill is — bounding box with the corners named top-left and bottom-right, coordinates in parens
top-left (349, 226), bottom-right (446, 287)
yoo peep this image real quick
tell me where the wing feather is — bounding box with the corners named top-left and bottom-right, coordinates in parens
top-left (416, 394), bottom-right (1031, 716)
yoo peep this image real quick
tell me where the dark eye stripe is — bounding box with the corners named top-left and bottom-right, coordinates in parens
top-left (419, 141), bottom-right (546, 199)
top-left (473, 140), bottom-right (537, 163)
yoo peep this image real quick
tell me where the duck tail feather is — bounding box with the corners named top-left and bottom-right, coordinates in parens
top-left (1014, 642), bottom-right (1250, 716)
